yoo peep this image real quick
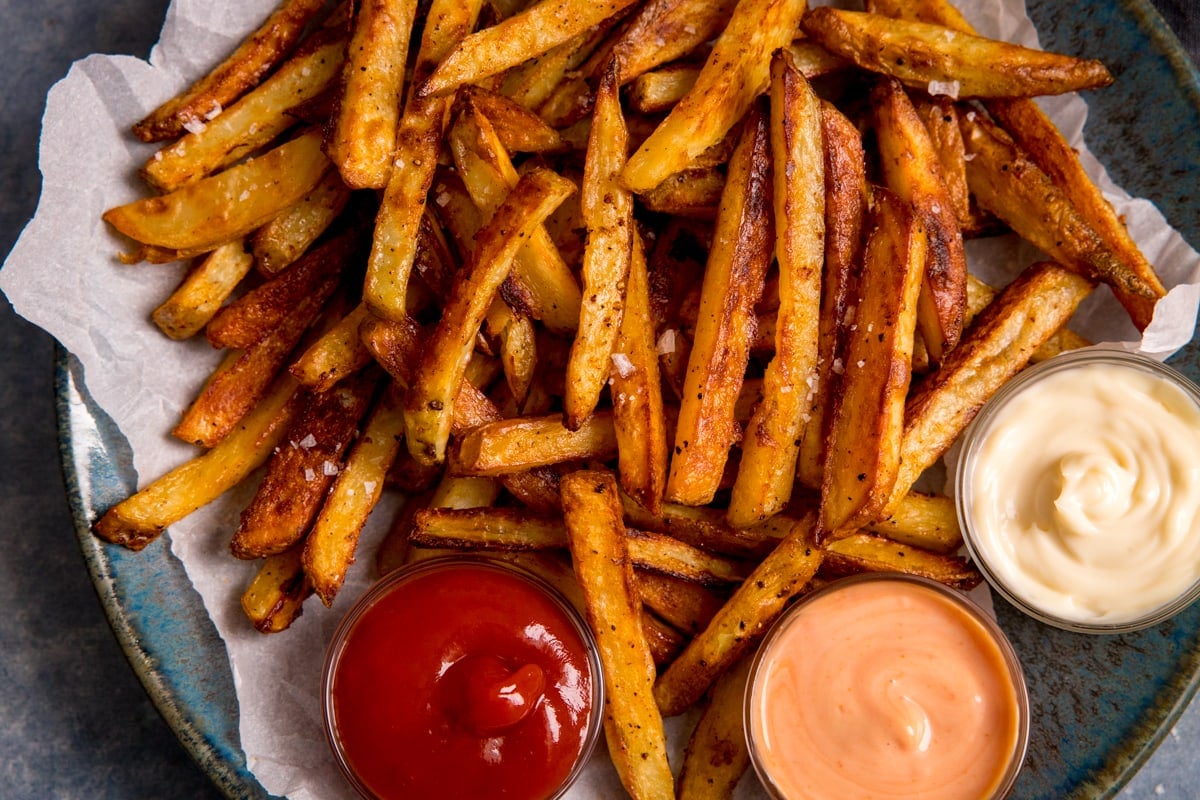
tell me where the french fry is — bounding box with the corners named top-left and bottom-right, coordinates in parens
top-left (642, 611), bottom-right (688, 667)
top-left (561, 469), bottom-right (673, 800)
top-left (325, 0), bottom-right (418, 189)
top-left (141, 32), bottom-right (347, 191)
top-left (913, 95), bottom-right (971, 229)
top-left (801, 8), bottom-right (1113, 98)
top-left (728, 52), bottom-right (824, 528)
top-left (303, 382), bottom-right (408, 605)
top-left (289, 304), bottom-right (375, 392)
top-left (621, 493), bottom-right (781, 559)
top-left (451, 411), bottom-right (617, 476)
top-left (461, 87), bottom-right (566, 153)
top-left (230, 369), bottom-right (380, 559)
top-left (603, 0), bottom-right (737, 85)
top-left (364, 0), bottom-right (485, 321)
top-left (241, 546), bottom-right (313, 634)
top-left (132, 0), bottom-right (328, 142)
top-left (636, 571), bottom-right (726, 636)
top-left (817, 188), bottom-right (926, 539)
top-left (821, 533), bottom-right (982, 590)
top-left (251, 169), bottom-right (352, 275)
top-left (676, 656), bottom-right (753, 800)
top-left (863, 491), bottom-right (961, 554)
top-left (152, 240), bottom-right (254, 340)
top-left (965, 273), bottom-right (1091, 363)
top-left (419, 0), bottom-right (639, 98)
top-left (654, 514), bottom-right (823, 717)
top-left (640, 169), bottom-right (726, 219)
top-left (411, 506), bottom-right (568, 550)
top-left (499, 23), bottom-right (614, 111)
top-left (872, 77), bottom-right (967, 364)
top-left (565, 63), bottom-right (633, 428)
top-left (403, 168), bottom-right (576, 465)
top-left (104, 130), bottom-right (330, 257)
top-left (92, 374), bottom-right (301, 550)
top-left (627, 528), bottom-right (750, 586)
top-left (621, 0), bottom-right (806, 192)
top-left (959, 110), bottom-right (1159, 300)
top-left (883, 262), bottom-right (1095, 514)
top-left (665, 106), bottom-right (773, 507)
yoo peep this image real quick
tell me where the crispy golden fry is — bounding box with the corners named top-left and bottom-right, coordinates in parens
top-left (175, 274), bottom-right (339, 448)
top-left (499, 22), bottom-right (613, 111)
top-left (642, 611), bottom-right (688, 667)
top-left (802, 8), bottom-right (1113, 99)
top-left (411, 506), bottom-right (569, 549)
top-left (290, 304), bottom-right (375, 392)
top-left (822, 533), bottom-right (982, 590)
top-left (863, 491), bottom-right (961, 554)
top-left (627, 528), bottom-right (750, 586)
top-left (960, 111), bottom-right (1159, 300)
top-left (142, 34), bottom-right (346, 192)
top-left (604, 0), bottom-right (736, 85)
top-left (561, 469), bottom-right (673, 800)
top-left (818, 189), bottom-right (926, 539)
top-left (377, 475), bottom-right (501, 574)
top-left (403, 168), bottom-right (576, 464)
top-left (230, 370), bottom-right (379, 559)
top-left (640, 169), bottom-right (725, 219)
top-left (241, 547), bottom-right (313, 634)
top-left (884, 262), bottom-right (1094, 514)
top-left (676, 655), bottom-right (753, 800)
top-left (105, 130), bottom-right (330, 257)
top-left (797, 102), bottom-right (868, 489)
top-left (326, 0), bottom-right (418, 189)
top-left (419, 0), bottom-right (639, 98)
top-left (987, 98), bottom-right (1165, 328)
top-left (965, 273), bottom-right (1091, 363)
top-left (621, 0), bottom-right (806, 192)
top-left (636, 570), bottom-right (725, 636)
top-left (612, 232), bottom-right (669, 515)
top-left (666, 107), bottom-right (773, 506)
top-left (451, 411), bottom-right (617, 476)
top-left (152, 240), bottom-right (254, 340)
top-left (304, 383), bottom-right (407, 605)
top-left (913, 95), bottom-right (971, 229)
top-left (132, 0), bottom-right (328, 142)
top-left (251, 169), bottom-right (352, 275)
top-left (461, 87), bottom-right (566, 152)
top-left (447, 96), bottom-right (582, 333)
top-left (364, 0), bottom-right (485, 321)
top-left (93, 374), bottom-right (301, 550)
top-left (654, 514), bottom-right (822, 717)
top-left (728, 53), bottom-right (824, 528)
top-left (565, 64), bottom-right (633, 428)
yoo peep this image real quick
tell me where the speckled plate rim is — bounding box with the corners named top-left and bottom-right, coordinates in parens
top-left (54, 1), bottom-right (1200, 798)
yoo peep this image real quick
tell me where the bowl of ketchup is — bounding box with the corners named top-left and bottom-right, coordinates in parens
top-left (322, 556), bottom-right (604, 800)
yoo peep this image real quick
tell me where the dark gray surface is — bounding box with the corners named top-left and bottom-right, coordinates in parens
top-left (0, 2), bottom-right (1196, 800)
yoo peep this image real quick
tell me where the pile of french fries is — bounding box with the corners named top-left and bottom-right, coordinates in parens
top-left (93, 0), bottom-right (1166, 795)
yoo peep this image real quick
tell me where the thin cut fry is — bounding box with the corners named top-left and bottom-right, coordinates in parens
top-left (152, 240), bottom-right (254, 340)
top-left (241, 547), bottom-right (313, 633)
top-left (676, 656), bottom-right (753, 800)
top-left (290, 304), bottom-right (375, 392)
top-left (251, 169), bottom-right (352, 275)
top-left (451, 411), bottom-right (617, 476)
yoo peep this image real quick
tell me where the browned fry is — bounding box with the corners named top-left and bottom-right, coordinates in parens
top-left (93, 374), bottom-right (301, 551)
top-left (561, 469), bottom-right (673, 800)
top-left (304, 383), bottom-right (408, 605)
top-left (728, 52), bottom-right (824, 528)
top-left (822, 533), bottom-right (982, 590)
top-left (461, 87), bottom-right (565, 152)
top-left (863, 491), bottom-right (962, 554)
top-left (621, 0), bottom-right (806, 192)
top-left (241, 546), bottom-right (313, 634)
top-left (105, 130), bottom-right (330, 256)
top-left (364, 0), bottom-right (485, 321)
top-left (817, 189), bottom-right (926, 539)
top-left (132, 0), bottom-right (328, 142)
top-left (603, 0), bottom-right (737, 85)
top-left (913, 95), bottom-right (971, 229)
top-left (498, 22), bottom-right (613, 111)
top-left (152, 240), bottom-right (254, 340)
top-left (666, 107), bottom-right (773, 507)
top-left (627, 528), bottom-right (750, 586)
top-left (230, 369), bottom-right (380, 559)
top-left (620, 492), bottom-right (780, 559)
top-left (635, 570), bottom-right (726, 636)
top-left (642, 611), bottom-right (688, 667)
top-left (801, 8), bottom-right (1113, 99)
top-left (290, 304), bottom-right (375, 392)
top-left (357, 312), bottom-right (423, 388)
top-left (451, 411), bottom-right (617, 476)
top-left (175, 274), bottom-right (340, 448)
top-left (654, 514), bottom-right (822, 717)
top-left (251, 169), bottom-right (352, 276)
top-left (326, 0), bottom-right (418, 189)
top-left (410, 506), bottom-right (568, 550)
top-left (796, 102), bottom-right (868, 490)
top-left (142, 32), bottom-right (347, 192)
top-left (565, 63), bottom-right (633, 428)
top-left (612, 231), bottom-right (668, 515)
top-left (378, 476), bottom-right (501, 574)
top-left (676, 655), bottom-right (753, 800)
top-left (640, 169), bottom-right (726, 219)
top-left (419, 0), bottom-right (639, 98)
top-left (965, 273), bottom-right (1091, 363)
top-left (873, 78), bottom-right (967, 364)
top-left (959, 110), bottom-right (1159, 301)
top-left (403, 168), bottom-right (576, 465)
top-left (883, 262), bottom-right (1094, 514)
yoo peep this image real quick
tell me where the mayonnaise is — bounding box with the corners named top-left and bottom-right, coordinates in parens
top-left (961, 355), bottom-right (1200, 626)
top-left (746, 576), bottom-right (1025, 800)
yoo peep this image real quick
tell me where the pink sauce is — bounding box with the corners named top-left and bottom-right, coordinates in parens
top-left (747, 577), bottom-right (1025, 799)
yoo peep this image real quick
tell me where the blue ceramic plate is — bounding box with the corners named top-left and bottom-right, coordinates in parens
top-left (58, 1), bottom-right (1200, 798)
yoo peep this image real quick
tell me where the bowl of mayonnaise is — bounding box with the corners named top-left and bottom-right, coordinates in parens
top-left (955, 348), bottom-right (1200, 633)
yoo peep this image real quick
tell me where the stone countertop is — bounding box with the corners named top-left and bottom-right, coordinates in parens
top-left (0, 1), bottom-right (1196, 798)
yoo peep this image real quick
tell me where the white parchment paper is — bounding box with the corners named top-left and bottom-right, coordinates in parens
top-left (2, 1), bottom-right (1199, 798)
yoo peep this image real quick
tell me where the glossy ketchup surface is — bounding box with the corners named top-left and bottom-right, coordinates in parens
top-left (325, 560), bottom-right (597, 800)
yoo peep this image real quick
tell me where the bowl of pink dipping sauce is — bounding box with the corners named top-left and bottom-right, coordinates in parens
top-left (745, 574), bottom-right (1029, 800)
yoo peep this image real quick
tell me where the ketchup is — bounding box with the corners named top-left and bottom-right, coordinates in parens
top-left (324, 559), bottom-right (599, 800)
